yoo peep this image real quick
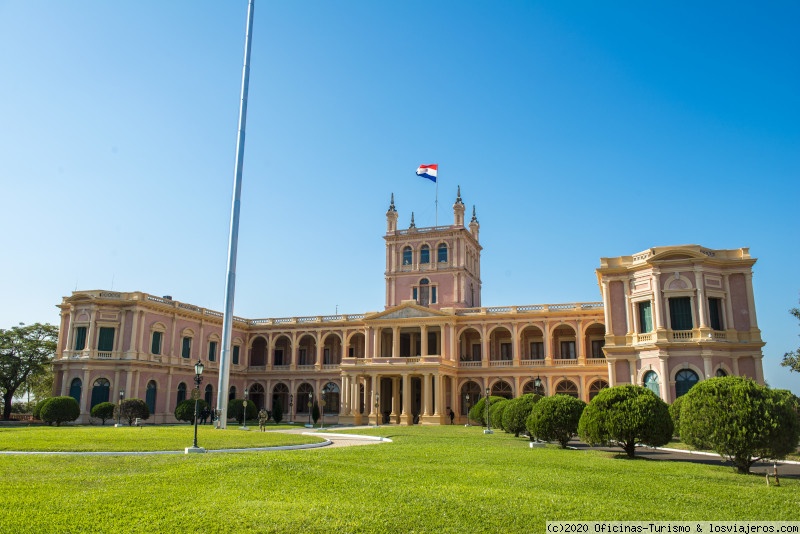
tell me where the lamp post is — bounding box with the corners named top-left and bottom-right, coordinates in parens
top-left (115, 390), bottom-right (125, 427)
top-left (240, 388), bottom-right (249, 430)
top-left (289, 394), bottom-right (294, 424)
top-left (465, 393), bottom-right (471, 426)
top-left (320, 391), bottom-right (326, 430)
top-left (186, 360), bottom-right (205, 453)
top-left (484, 387), bottom-right (493, 434)
top-left (375, 392), bottom-right (380, 427)
top-left (306, 392), bottom-right (313, 428)
top-left (534, 375), bottom-right (543, 396)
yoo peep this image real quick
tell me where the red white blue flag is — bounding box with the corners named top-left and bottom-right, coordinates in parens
top-left (416, 164), bottom-right (438, 183)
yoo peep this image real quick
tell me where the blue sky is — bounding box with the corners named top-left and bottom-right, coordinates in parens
top-left (1, 1), bottom-right (798, 394)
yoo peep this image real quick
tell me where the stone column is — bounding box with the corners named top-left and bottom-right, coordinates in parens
top-left (694, 269), bottom-right (708, 328)
top-left (420, 325), bottom-right (428, 357)
top-left (401, 373), bottom-right (412, 425)
top-left (652, 270), bottom-right (664, 329)
top-left (391, 377), bottom-right (400, 418)
top-left (392, 327), bottom-right (400, 358)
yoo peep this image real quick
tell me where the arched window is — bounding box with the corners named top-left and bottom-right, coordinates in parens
top-left (715, 368), bottom-right (727, 377)
top-left (204, 384), bottom-right (213, 405)
top-left (250, 336), bottom-right (267, 367)
top-left (69, 378), bottom-right (82, 405)
top-left (91, 378), bottom-right (110, 409)
top-left (248, 383), bottom-right (266, 410)
top-left (145, 381), bottom-right (157, 415)
top-left (322, 382), bottom-right (340, 414)
top-left (589, 380), bottom-right (609, 400)
top-left (460, 381), bottom-right (482, 415)
top-left (555, 380), bottom-right (579, 398)
top-left (437, 243), bottom-right (448, 263)
top-left (272, 383), bottom-right (290, 416)
top-left (491, 380), bottom-right (513, 399)
top-left (402, 246), bottom-right (412, 266)
top-left (297, 383), bottom-right (314, 414)
top-left (420, 245), bottom-right (430, 264)
top-left (415, 278), bottom-right (436, 306)
top-left (177, 382), bottom-right (187, 404)
top-left (675, 369), bottom-right (699, 398)
top-left (643, 371), bottom-right (660, 398)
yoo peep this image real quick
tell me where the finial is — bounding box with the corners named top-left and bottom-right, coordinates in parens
top-left (471, 205), bottom-right (478, 223)
top-left (410, 212), bottom-right (416, 228)
top-left (456, 185), bottom-right (463, 205)
top-left (388, 193), bottom-right (396, 212)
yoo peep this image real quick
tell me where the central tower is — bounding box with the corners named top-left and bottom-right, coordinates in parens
top-left (384, 187), bottom-right (482, 310)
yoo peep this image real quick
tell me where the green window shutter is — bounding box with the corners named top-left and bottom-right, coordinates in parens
top-left (432, 286), bottom-right (437, 304)
top-left (208, 341), bottom-right (217, 361)
top-left (151, 332), bottom-right (162, 355)
top-left (97, 327), bottom-right (115, 351)
top-left (74, 327), bottom-right (87, 351)
top-left (669, 297), bottom-right (693, 330)
top-left (181, 337), bottom-right (191, 358)
top-left (233, 345), bottom-right (240, 365)
top-left (708, 298), bottom-right (724, 331)
top-left (638, 301), bottom-right (653, 333)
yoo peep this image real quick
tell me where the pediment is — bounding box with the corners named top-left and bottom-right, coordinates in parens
top-left (366, 303), bottom-right (449, 321)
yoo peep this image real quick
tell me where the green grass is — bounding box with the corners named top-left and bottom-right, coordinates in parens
top-left (0, 424), bottom-right (320, 452)
top-left (0, 425), bottom-right (795, 533)
top-left (665, 438), bottom-right (800, 462)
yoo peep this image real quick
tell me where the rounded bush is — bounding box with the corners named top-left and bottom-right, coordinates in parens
top-left (489, 399), bottom-right (509, 430)
top-left (115, 398), bottom-right (150, 426)
top-left (578, 384), bottom-right (673, 458)
top-left (174, 399), bottom-right (208, 423)
top-left (91, 402), bottom-right (116, 425)
top-left (527, 394), bottom-right (586, 448)
top-left (680, 376), bottom-right (800, 474)
top-left (272, 398), bottom-right (284, 424)
top-left (39, 396), bottom-right (80, 426)
top-left (228, 398), bottom-right (258, 423)
top-left (669, 395), bottom-right (684, 437)
top-left (468, 396), bottom-right (505, 426)
top-left (32, 398), bottom-right (50, 420)
top-left (502, 393), bottom-right (542, 438)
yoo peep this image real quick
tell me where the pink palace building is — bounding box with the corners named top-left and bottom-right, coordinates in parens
top-left (52, 189), bottom-right (766, 424)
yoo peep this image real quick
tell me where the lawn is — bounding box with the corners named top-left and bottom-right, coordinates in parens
top-left (0, 425), bottom-right (795, 533)
top-left (0, 424), bottom-right (320, 452)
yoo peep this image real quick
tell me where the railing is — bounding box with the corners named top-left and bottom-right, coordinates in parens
top-left (248, 365), bottom-right (266, 371)
top-left (322, 364), bottom-right (340, 370)
top-left (297, 365), bottom-right (316, 371)
top-left (635, 333), bottom-right (655, 344)
top-left (586, 358), bottom-right (607, 366)
top-left (669, 331), bottom-right (693, 342)
top-left (273, 365), bottom-right (290, 371)
top-left (455, 302), bottom-right (604, 316)
top-left (520, 359), bottom-right (546, 366)
top-left (489, 360), bottom-right (513, 367)
top-left (712, 331), bottom-right (727, 341)
top-left (97, 351), bottom-right (113, 359)
top-left (459, 361), bottom-right (482, 367)
top-left (554, 359), bottom-right (579, 366)
top-left (394, 225), bottom-right (454, 235)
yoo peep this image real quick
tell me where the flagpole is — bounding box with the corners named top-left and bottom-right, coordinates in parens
top-left (435, 164), bottom-right (439, 226)
top-left (217, 0), bottom-right (255, 429)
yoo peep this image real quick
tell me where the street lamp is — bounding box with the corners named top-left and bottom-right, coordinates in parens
top-left (320, 391), bottom-right (326, 430)
top-left (186, 360), bottom-right (205, 453)
top-left (375, 392), bottom-right (380, 427)
top-left (289, 394), bottom-right (294, 424)
top-left (484, 387), bottom-right (493, 434)
top-left (534, 375), bottom-right (543, 396)
top-left (465, 393), bottom-right (471, 426)
top-left (115, 390), bottom-right (125, 427)
top-left (241, 388), bottom-right (249, 430)
top-left (307, 392), bottom-right (313, 427)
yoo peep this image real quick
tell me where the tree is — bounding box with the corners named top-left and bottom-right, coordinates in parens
top-left (527, 394), bottom-right (586, 448)
top-left (468, 396), bottom-right (505, 426)
top-left (272, 398), bottom-right (283, 424)
top-left (0, 323), bottom-right (58, 420)
top-left (312, 401), bottom-right (320, 424)
top-left (502, 393), bottom-right (542, 438)
top-left (39, 396), bottom-right (80, 426)
top-left (669, 395), bottom-right (684, 437)
top-left (174, 399), bottom-right (208, 423)
top-left (115, 398), bottom-right (150, 426)
top-left (91, 402), bottom-right (116, 425)
top-left (781, 304), bottom-right (800, 373)
top-left (228, 398), bottom-right (258, 424)
top-left (680, 376), bottom-right (800, 474)
top-left (488, 398), bottom-right (509, 431)
top-left (578, 384), bottom-right (673, 458)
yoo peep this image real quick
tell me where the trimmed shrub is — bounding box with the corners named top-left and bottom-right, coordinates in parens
top-left (680, 377), bottom-right (800, 474)
top-left (468, 396), bottom-right (505, 426)
top-left (33, 398), bottom-right (50, 421)
top-left (228, 398), bottom-right (258, 424)
top-left (488, 398), bottom-right (509, 431)
top-left (502, 393), bottom-right (542, 438)
top-left (272, 398), bottom-right (284, 424)
top-left (115, 398), bottom-right (150, 426)
top-left (578, 384), bottom-right (673, 458)
top-left (91, 402), bottom-right (116, 425)
top-left (174, 399), bottom-right (208, 423)
top-left (669, 395), bottom-right (684, 437)
top-left (39, 396), bottom-right (80, 426)
top-left (527, 394), bottom-right (586, 448)
top-left (312, 401), bottom-right (320, 424)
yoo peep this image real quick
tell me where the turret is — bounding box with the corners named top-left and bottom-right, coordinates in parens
top-left (469, 205), bottom-right (480, 241)
top-left (386, 193), bottom-right (398, 234)
top-left (453, 185), bottom-right (465, 227)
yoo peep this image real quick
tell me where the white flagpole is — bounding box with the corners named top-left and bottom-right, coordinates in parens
top-left (435, 164), bottom-right (439, 226)
top-left (217, 0), bottom-right (255, 429)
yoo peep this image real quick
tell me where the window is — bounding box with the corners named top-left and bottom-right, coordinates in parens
top-left (204, 384), bottom-right (213, 405)
top-left (643, 371), bottom-right (660, 398)
top-left (638, 301), bottom-right (653, 333)
top-left (500, 343), bottom-right (512, 360)
top-left (420, 245), bottom-right (430, 264)
top-left (529, 342), bottom-right (544, 360)
top-left (591, 340), bottom-right (605, 358)
top-left (91, 378), bottom-right (111, 408)
top-left (69, 378), bottom-right (82, 405)
top-left (229, 386), bottom-right (236, 401)
top-left (559, 341), bottom-right (576, 359)
top-left (177, 382), bottom-right (187, 404)
top-left (232, 345), bottom-right (240, 365)
top-left (675, 369), bottom-right (699, 398)
top-left (146, 381), bottom-right (157, 414)
top-left (555, 380), bottom-right (579, 398)
top-left (181, 337), bottom-right (192, 359)
top-left (589, 380), bottom-right (609, 400)
top-left (402, 247), bottom-right (412, 265)
top-left (669, 297), bottom-right (693, 331)
top-left (708, 298), bottom-right (724, 331)
top-left (715, 368), bottom-right (727, 377)
top-left (438, 243), bottom-right (448, 263)
top-left (274, 348), bottom-right (284, 366)
top-left (208, 341), bottom-right (217, 362)
top-left (97, 327), bottom-right (115, 352)
top-left (74, 327), bottom-right (87, 351)
top-left (151, 331), bottom-right (163, 355)
top-left (415, 278), bottom-right (436, 306)
top-left (299, 348), bottom-right (308, 365)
